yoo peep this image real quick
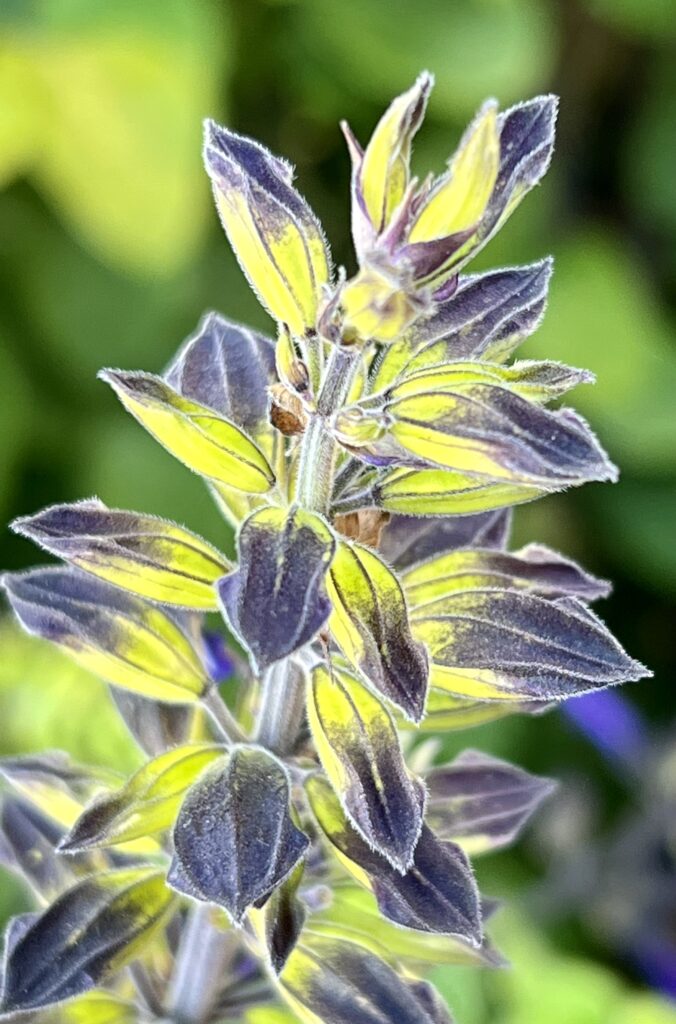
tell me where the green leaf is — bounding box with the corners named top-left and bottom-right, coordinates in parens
top-left (3, 567), bottom-right (209, 703)
top-left (402, 543), bottom-right (609, 612)
top-left (0, 867), bottom-right (175, 1014)
top-left (13, 499), bottom-right (230, 610)
top-left (294, 0), bottom-right (557, 119)
top-left (307, 662), bottom-right (425, 871)
top-left (59, 743), bottom-right (224, 852)
top-left (0, 0), bottom-right (226, 276)
top-left (424, 749), bottom-right (555, 855)
top-left (218, 506), bottom-right (336, 672)
top-left (306, 775), bottom-right (481, 942)
top-left (204, 120), bottom-right (331, 336)
top-left (413, 591), bottom-right (647, 701)
top-left (312, 883), bottom-right (505, 969)
top-left (279, 934), bottom-right (455, 1024)
top-left (326, 540), bottom-right (428, 722)
top-left (333, 367), bottom-right (615, 488)
top-left (101, 369), bottom-right (275, 494)
top-left (0, 751), bottom-right (119, 829)
top-left (401, 688), bottom-right (547, 733)
top-left (168, 745), bottom-right (309, 923)
top-left (372, 465), bottom-right (546, 516)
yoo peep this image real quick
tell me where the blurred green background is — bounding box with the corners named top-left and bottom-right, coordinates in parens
top-left (1, 1), bottom-right (675, 1021)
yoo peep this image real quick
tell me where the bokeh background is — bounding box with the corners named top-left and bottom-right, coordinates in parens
top-left (1, 1), bottom-right (675, 1021)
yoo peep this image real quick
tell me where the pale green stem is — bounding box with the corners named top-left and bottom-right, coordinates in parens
top-left (166, 904), bottom-right (239, 1024)
top-left (254, 658), bottom-right (308, 755)
top-left (202, 683), bottom-right (248, 745)
top-left (294, 343), bottom-right (360, 515)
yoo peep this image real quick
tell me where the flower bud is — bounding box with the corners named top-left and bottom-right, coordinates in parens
top-left (341, 263), bottom-right (429, 343)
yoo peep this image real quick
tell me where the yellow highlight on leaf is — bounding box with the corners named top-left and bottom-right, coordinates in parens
top-left (359, 72), bottom-right (432, 233)
top-left (101, 370), bottom-right (275, 495)
top-left (409, 101), bottom-right (499, 242)
top-left (205, 121), bottom-right (330, 336)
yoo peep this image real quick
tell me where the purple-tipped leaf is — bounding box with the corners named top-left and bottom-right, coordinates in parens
top-left (404, 260), bottom-right (552, 364)
top-left (425, 750), bottom-right (556, 854)
top-left (306, 775), bottom-right (482, 943)
top-left (2, 567), bottom-right (208, 703)
top-left (281, 935), bottom-right (455, 1024)
top-left (0, 869), bottom-right (174, 1014)
top-left (217, 506), bottom-right (335, 672)
top-left (379, 509), bottom-right (512, 569)
top-left (414, 590), bottom-right (649, 701)
top-left (168, 746), bottom-right (309, 923)
top-left (165, 312), bottom-right (276, 435)
top-left (12, 500), bottom-right (230, 610)
top-left (403, 544), bottom-right (610, 612)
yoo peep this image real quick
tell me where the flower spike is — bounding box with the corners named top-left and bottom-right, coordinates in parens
top-left (0, 72), bottom-right (649, 1024)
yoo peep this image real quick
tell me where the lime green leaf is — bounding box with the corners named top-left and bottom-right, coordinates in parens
top-left (400, 688), bottom-right (548, 733)
top-left (0, 867), bottom-right (175, 1014)
top-left (306, 775), bottom-right (481, 942)
top-left (307, 662), bottom-right (425, 871)
top-left (3, 568), bottom-right (209, 703)
top-left (402, 543), bottom-right (609, 612)
top-left (410, 100), bottom-right (500, 244)
top-left (371, 466), bottom-right (546, 516)
top-left (101, 369), bottom-right (275, 494)
top-left (168, 746), bottom-right (309, 923)
top-left (326, 540), bottom-right (428, 722)
top-left (38, 990), bottom-right (139, 1024)
top-left (0, 751), bottom-right (119, 829)
top-left (333, 369), bottom-right (615, 488)
top-left (204, 120), bottom-right (331, 336)
top-left (351, 72), bottom-right (432, 240)
top-left (218, 506), bottom-right (336, 672)
top-left (13, 500), bottom-right (230, 610)
top-left (425, 749), bottom-right (555, 855)
top-left (312, 883), bottom-right (505, 969)
top-left (59, 743), bottom-right (223, 852)
top-left (246, 1009), bottom-right (300, 1024)
top-left (279, 934), bottom-right (454, 1024)
top-left (414, 591), bottom-right (647, 701)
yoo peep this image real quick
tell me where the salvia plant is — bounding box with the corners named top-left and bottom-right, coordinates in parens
top-left (0, 73), bottom-right (649, 1024)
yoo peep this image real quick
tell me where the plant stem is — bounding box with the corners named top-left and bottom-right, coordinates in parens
top-left (295, 343), bottom-right (360, 514)
top-left (166, 904), bottom-right (238, 1024)
top-left (202, 684), bottom-right (248, 745)
top-left (254, 658), bottom-right (307, 755)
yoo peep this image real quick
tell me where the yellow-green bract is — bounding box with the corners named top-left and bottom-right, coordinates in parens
top-left (0, 70), bottom-right (650, 1024)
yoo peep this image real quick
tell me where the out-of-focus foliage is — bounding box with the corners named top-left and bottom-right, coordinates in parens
top-left (431, 908), bottom-right (676, 1024)
top-left (0, 0), bottom-right (225, 276)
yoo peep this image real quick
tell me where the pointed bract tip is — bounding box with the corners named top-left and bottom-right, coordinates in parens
top-left (9, 514), bottom-right (33, 538)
